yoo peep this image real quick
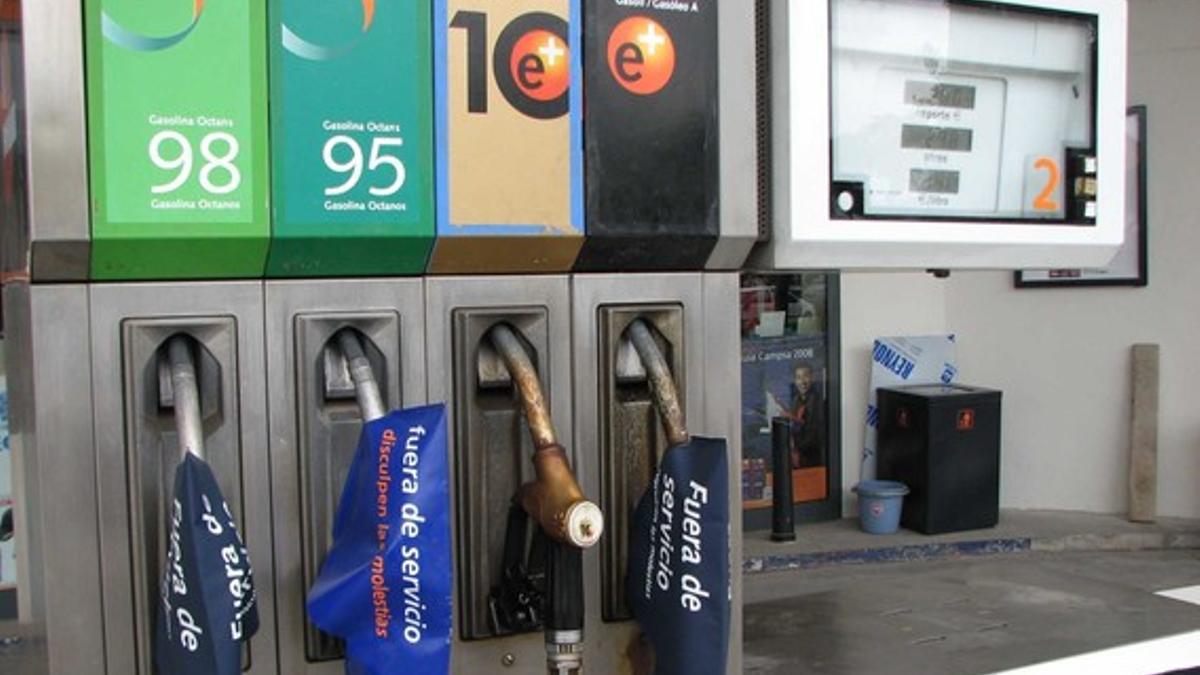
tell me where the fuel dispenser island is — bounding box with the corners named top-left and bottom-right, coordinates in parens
top-left (6, 0), bottom-right (751, 670)
top-left (1, 0), bottom-right (1130, 673)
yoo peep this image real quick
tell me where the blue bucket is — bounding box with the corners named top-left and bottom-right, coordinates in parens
top-left (853, 480), bottom-right (909, 535)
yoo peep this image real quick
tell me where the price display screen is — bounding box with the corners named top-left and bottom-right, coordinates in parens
top-left (830, 0), bottom-right (1097, 222)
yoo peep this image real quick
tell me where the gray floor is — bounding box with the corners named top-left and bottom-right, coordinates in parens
top-left (745, 550), bottom-right (1200, 674)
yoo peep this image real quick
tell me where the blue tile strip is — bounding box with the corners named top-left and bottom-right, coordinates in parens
top-left (744, 538), bottom-right (1034, 575)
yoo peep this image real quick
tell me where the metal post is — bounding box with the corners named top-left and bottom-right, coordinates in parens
top-left (335, 329), bottom-right (386, 422)
top-left (771, 417), bottom-right (796, 542)
top-left (167, 335), bottom-right (205, 461)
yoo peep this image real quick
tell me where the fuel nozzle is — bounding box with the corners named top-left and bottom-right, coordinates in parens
top-left (519, 445), bottom-right (603, 549)
top-left (485, 323), bottom-right (600, 675)
top-left (486, 323), bottom-right (604, 548)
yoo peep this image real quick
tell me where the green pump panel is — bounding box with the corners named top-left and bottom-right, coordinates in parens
top-left (266, 0), bottom-right (435, 277)
top-left (85, 0), bottom-right (271, 280)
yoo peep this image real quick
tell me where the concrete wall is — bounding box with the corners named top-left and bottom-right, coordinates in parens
top-left (837, 0), bottom-right (1200, 519)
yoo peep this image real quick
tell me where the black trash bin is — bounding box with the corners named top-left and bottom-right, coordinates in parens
top-left (877, 384), bottom-right (1002, 535)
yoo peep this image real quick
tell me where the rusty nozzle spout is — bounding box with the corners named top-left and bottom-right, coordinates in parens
top-left (488, 324), bottom-right (604, 549)
top-left (627, 319), bottom-right (689, 447)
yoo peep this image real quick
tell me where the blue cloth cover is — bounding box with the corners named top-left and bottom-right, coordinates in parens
top-left (155, 453), bottom-right (259, 675)
top-left (307, 404), bottom-right (453, 675)
top-left (628, 436), bottom-right (731, 675)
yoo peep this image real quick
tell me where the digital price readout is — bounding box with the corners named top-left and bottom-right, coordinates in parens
top-left (830, 0), bottom-right (1098, 221)
top-left (900, 125), bottom-right (973, 154)
top-left (761, 0), bottom-right (1128, 270)
top-left (905, 81), bottom-right (976, 110)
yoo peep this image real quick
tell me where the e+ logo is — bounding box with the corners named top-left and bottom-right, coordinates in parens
top-left (450, 11), bottom-right (570, 120)
top-left (607, 17), bottom-right (675, 96)
top-left (509, 28), bottom-right (569, 104)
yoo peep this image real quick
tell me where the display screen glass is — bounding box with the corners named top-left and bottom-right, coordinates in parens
top-left (909, 169), bottom-right (961, 195)
top-left (901, 125), bottom-right (974, 152)
top-left (904, 81), bottom-right (977, 110)
top-left (830, 0), bottom-right (1097, 221)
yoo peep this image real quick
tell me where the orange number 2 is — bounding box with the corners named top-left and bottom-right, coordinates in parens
top-left (1033, 157), bottom-right (1060, 211)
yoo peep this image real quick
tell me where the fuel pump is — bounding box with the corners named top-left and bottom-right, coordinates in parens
top-left (486, 323), bottom-right (603, 675)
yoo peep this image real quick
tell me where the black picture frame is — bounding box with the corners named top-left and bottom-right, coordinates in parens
top-left (1015, 106), bottom-right (1149, 288)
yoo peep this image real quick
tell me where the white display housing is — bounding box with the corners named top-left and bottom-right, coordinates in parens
top-left (762, 0), bottom-right (1127, 270)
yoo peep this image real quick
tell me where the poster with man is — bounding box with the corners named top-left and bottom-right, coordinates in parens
top-left (741, 335), bottom-right (829, 509)
top-left (739, 274), bottom-right (832, 513)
